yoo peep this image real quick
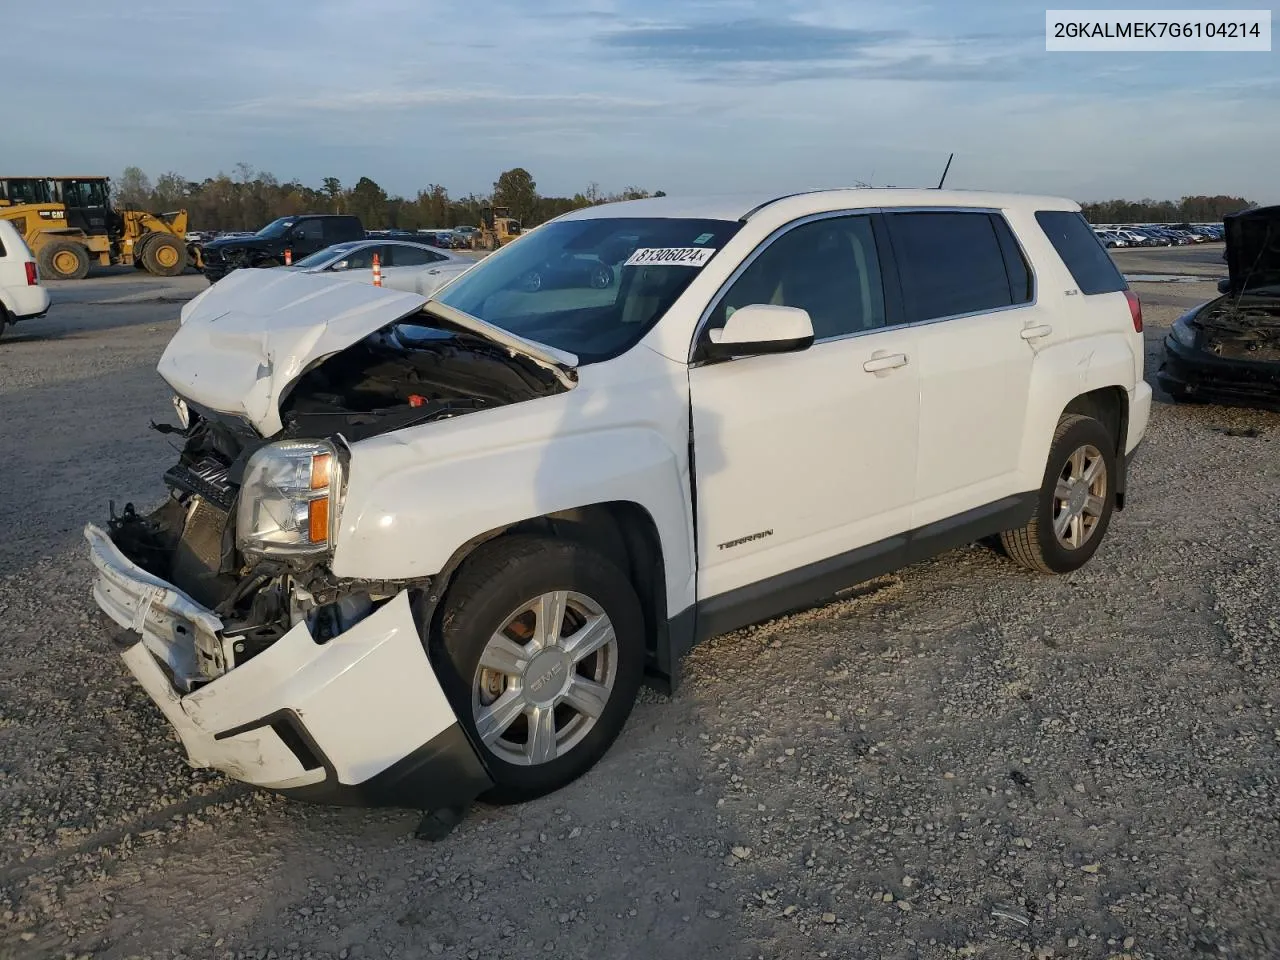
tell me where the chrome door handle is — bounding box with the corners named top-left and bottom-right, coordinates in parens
top-left (1020, 323), bottom-right (1053, 340)
top-left (863, 352), bottom-right (908, 373)
top-left (427, 269), bottom-right (440, 274)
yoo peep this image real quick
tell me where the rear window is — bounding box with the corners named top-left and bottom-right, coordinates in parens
top-left (885, 211), bottom-right (1019, 323)
top-left (1035, 210), bottom-right (1127, 295)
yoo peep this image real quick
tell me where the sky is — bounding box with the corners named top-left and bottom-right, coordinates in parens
top-left (4, 0), bottom-right (1277, 203)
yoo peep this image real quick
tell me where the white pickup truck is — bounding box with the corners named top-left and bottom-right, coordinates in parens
top-left (87, 189), bottom-right (1151, 813)
top-left (0, 218), bottom-right (51, 339)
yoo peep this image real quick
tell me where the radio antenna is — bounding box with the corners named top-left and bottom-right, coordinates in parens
top-left (936, 152), bottom-right (954, 189)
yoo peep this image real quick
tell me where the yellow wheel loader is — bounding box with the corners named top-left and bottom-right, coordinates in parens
top-left (0, 176), bottom-right (200, 281)
top-left (472, 205), bottom-right (523, 251)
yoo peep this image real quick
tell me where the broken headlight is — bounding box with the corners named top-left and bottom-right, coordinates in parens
top-left (236, 440), bottom-right (343, 560)
top-left (1169, 311), bottom-right (1199, 348)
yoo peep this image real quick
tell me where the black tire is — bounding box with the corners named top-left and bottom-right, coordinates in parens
top-left (134, 231), bottom-right (158, 269)
top-left (38, 240), bottom-right (90, 280)
top-left (142, 234), bottom-right (187, 277)
top-left (436, 536), bottom-right (644, 804)
top-left (1000, 414), bottom-right (1117, 575)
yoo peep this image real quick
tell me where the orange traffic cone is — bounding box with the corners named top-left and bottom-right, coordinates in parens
top-left (284, 247), bottom-right (292, 266)
top-left (372, 252), bottom-right (382, 287)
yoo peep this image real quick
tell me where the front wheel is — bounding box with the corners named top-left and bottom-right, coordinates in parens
top-left (437, 536), bottom-right (644, 804)
top-left (1001, 414), bottom-right (1117, 574)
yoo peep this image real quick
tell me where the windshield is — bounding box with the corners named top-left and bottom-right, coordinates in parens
top-left (255, 217), bottom-right (297, 239)
top-left (292, 242), bottom-right (358, 268)
top-left (433, 217), bottom-right (741, 362)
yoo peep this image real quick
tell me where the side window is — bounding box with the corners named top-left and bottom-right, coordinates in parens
top-left (990, 215), bottom-right (1033, 304)
top-left (387, 246), bottom-right (443, 267)
top-left (293, 220), bottom-right (325, 242)
top-left (709, 215), bottom-right (887, 341)
top-left (1034, 210), bottom-right (1127, 295)
top-left (340, 245), bottom-right (382, 270)
top-left (886, 212), bottom-right (1015, 323)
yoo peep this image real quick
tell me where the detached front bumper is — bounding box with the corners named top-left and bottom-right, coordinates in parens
top-left (85, 523), bottom-right (491, 808)
top-left (1158, 338), bottom-right (1280, 412)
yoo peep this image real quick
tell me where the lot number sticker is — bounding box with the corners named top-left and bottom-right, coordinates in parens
top-left (625, 247), bottom-right (716, 267)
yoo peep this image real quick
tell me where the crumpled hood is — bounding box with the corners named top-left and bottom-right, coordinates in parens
top-left (1224, 205), bottom-right (1280, 295)
top-left (159, 268), bottom-right (576, 437)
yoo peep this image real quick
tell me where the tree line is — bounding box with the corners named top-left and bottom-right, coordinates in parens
top-left (113, 165), bottom-right (1255, 232)
top-left (1080, 195), bottom-right (1254, 224)
top-left (114, 164), bottom-right (665, 233)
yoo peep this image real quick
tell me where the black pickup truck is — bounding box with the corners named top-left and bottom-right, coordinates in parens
top-left (198, 215), bottom-right (364, 283)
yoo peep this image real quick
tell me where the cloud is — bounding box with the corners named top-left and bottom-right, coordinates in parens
top-left (597, 16), bottom-right (1029, 82)
top-left (599, 17), bottom-right (900, 63)
top-left (224, 88), bottom-right (666, 117)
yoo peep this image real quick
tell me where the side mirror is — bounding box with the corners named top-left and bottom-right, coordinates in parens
top-left (703, 304), bottom-right (814, 360)
top-left (330, 260), bottom-right (349, 271)
top-left (1217, 278), bottom-right (1231, 294)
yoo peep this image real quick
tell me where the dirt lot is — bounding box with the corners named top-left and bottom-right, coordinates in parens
top-left (1, 249), bottom-right (1278, 960)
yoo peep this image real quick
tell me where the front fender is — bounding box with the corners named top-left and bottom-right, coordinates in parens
top-left (1017, 331), bottom-right (1138, 489)
top-left (331, 363), bottom-right (695, 614)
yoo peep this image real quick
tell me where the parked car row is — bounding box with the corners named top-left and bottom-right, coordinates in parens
top-left (1093, 224), bottom-right (1224, 247)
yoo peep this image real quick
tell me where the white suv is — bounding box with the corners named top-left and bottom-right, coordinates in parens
top-left (86, 189), bottom-right (1151, 812)
top-left (0, 218), bottom-right (51, 339)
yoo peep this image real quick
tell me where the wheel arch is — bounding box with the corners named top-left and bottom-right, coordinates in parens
top-left (1062, 385), bottom-right (1129, 508)
top-left (415, 501), bottom-right (680, 693)
top-left (1018, 335), bottom-right (1136, 502)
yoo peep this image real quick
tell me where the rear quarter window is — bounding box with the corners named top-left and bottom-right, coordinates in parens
top-left (1035, 210), bottom-right (1127, 295)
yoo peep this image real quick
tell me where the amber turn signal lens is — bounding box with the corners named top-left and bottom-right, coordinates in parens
top-left (310, 453), bottom-right (332, 490)
top-left (308, 497), bottom-right (330, 544)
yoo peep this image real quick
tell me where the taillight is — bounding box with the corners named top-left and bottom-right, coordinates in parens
top-left (25, 262), bottom-right (37, 286)
top-left (1124, 290), bottom-right (1143, 333)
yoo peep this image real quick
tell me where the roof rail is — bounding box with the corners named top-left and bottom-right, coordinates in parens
top-left (740, 189), bottom-right (836, 222)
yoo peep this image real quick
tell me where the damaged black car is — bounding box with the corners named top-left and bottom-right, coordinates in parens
top-left (1159, 204), bottom-right (1280, 411)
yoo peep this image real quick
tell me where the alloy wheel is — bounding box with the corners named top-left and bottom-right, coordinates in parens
top-left (472, 591), bottom-right (618, 766)
top-left (1053, 443), bottom-right (1107, 549)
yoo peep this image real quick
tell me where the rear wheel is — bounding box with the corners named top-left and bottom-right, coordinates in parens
top-left (39, 241), bottom-right (90, 280)
top-left (1001, 414), bottom-right (1117, 574)
top-left (142, 234), bottom-right (186, 276)
top-left (437, 536), bottom-right (644, 804)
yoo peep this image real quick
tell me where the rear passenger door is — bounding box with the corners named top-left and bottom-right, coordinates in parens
top-left (380, 244), bottom-right (449, 294)
top-left (882, 210), bottom-right (1042, 527)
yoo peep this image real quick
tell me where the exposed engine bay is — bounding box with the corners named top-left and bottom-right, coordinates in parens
top-left (1194, 297), bottom-right (1280, 362)
top-left (106, 316), bottom-right (568, 685)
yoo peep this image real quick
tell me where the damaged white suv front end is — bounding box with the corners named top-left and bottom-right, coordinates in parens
top-left (85, 267), bottom-right (584, 808)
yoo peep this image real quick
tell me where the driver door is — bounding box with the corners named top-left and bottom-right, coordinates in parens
top-left (289, 219), bottom-right (327, 257)
top-left (688, 213), bottom-right (920, 615)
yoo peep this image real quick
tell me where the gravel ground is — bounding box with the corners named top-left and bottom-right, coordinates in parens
top-left (2, 249), bottom-right (1278, 960)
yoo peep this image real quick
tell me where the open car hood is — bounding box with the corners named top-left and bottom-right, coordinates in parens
top-left (159, 269), bottom-right (577, 436)
top-left (1224, 205), bottom-right (1280, 295)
